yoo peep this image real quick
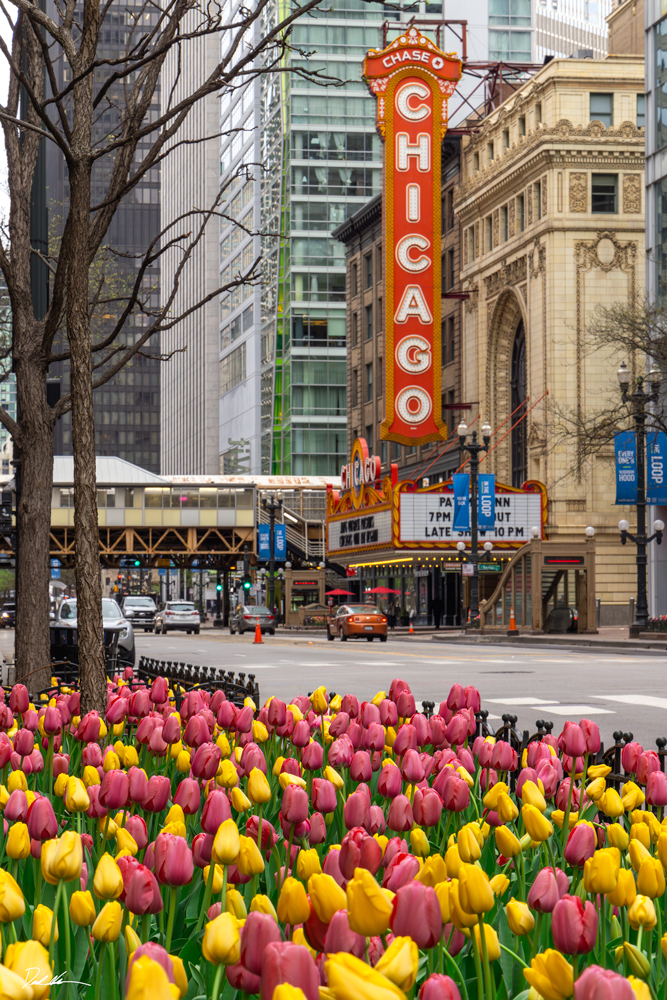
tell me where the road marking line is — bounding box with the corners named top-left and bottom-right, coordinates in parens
top-left (594, 694), bottom-right (667, 710)
top-left (487, 697), bottom-right (559, 706)
top-left (532, 705), bottom-right (615, 715)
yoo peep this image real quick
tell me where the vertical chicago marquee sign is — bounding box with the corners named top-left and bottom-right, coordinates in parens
top-left (363, 28), bottom-right (462, 446)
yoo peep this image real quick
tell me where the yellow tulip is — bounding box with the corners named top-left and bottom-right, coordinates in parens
top-left (473, 923), bottom-right (501, 962)
top-left (524, 950), bottom-right (574, 1000)
top-left (497, 792), bottom-right (520, 824)
top-left (599, 789), bottom-right (625, 818)
top-left (346, 867), bottom-right (393, 937)
top-left (70, 889), bottom-right (97, 926)
top-left (630, 824), bottom-right (651, 850)
top-left (41, 831), bottom-right (83, 884)
top-left (522, 804), bottom-right (553, 843)
top-left (4, 940), bottom-right (52, 1000)
top-left (202, 912), bottom-right (241, 965)
top-left (230, 787), bottom-right (252, 813)
top-left (272, 756), bottom-right (286, 777)
top-left (629, 839), bottom-right (652, 872)
top-left (551, 810), bottom-right (578, 831)
top-left (606, 867), bottom-right (637, 908)
top-left (6, 822), bottom-right (30, 861)
top-left (0, 963), bottom-right (35, 1000)
top-left (311, 686), bottom-right (328, 714)
top-left (637, 857), bottom-right (666, 899)
top-left (308, 872), bottom-right (347, 924)
top-left (7, 772), bottom-right (26, 794)
top-left (216, 733), bottom-right (231, 757)
top-left (212, 819), bottom-right (240, 865)
top-left (482, 782), bottom-right (510, 811)
top-left (224, 887), bottom-right (247, 920)
top-left (490, 874), bottom-right (510, 897)
top-left (608, 824), bottom-right (630, 851)
top-left (277, 877), bottom-right (311, 925)
top-left (586, 777), bottom-right (607, 801)
top-left (92, 900), bottom-right (123, 942)
top-left (410, 828), bottom-right (430, 858)
top-left (249, 894), bottom-right (278, 920)
top-left (445, 845), bottom-right (462, 879)
top-left (124, 746), bottom-right (139, 767)
top-left (296, 848), bottom-right (322, 882)
top-left (584, 849), bottom-right (620, 894)
top-left (495, 825), bottom-right (521, 858)
top-left (53, 773), bottom-right (68, 797)
top-left (374, 936), bottom-right (419, 991)
top-left (272, 987), bottom-right (307, 1000)
top-left (64, 777), bottom-right (90, 813)
top-left (325, 953), bottom-right (406, 1000)
top-left (628, 894), bottom-right (657, 931)
top-left (32, 903), bottom-right (57, 948)
top-left (661, 932), bottom-right (667, 961)
top-left (125, 955), bottom-right (174, 1000)
top-left (449, 880), bottom-right (479, 930)
top-left (521, 781), bottom-right (546, 812)
top-left (170, 954), bottom-right (188, 999)
top-left (0, 871), bottom-right (24, 923)
top-left (176, 751), bottom-right (191, 773)
top-left (434, 880), bottom-right (452, 923)
top-left (623, 783), bottom-right (646, 810)
top-left (236, 835), bottom-right (264, 876)
top-left (629, 978), bottom-right (653, 1000)
top-left (123, 925), bottom-right (141, 958)
top-left (458, 864), bottom-right (495, 914)
top-left (252, 720), bottom-right (269, 743)
top-left (103, 751), bottom-right (120, 773)
top-left (164, 804), bottom-right (185, 827)
top-left (203, 865), bottom-right (225, 895)
top-left (323, 765), bottom-right (344, 790)
top-left (94, 853), bottom-right (124, 900)
top-left (588, 764), bottom-right (611, 779)
top-left (215, 761), bottom-right (236, 787)
top-left (506, 898), bottom-right (535, 935)
top-left (416, 854), bottom-right (448, 887)
top-left (247, 768), bottom-right (271, 804)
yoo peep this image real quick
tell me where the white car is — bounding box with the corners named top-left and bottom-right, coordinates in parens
top-left (155, 601), bottom-right (201, 635)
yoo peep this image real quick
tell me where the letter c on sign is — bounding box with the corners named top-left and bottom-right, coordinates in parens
top-left (396, 234), bottom-right (431, 273)
top-left (395, 81), bottom-right (430, 121)
top-left (396, 386), bottom-right (432, 424)
top-left (396, 336), bottom-right (432, 374)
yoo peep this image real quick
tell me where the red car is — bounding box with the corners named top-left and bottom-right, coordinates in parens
top-left (327, 604), bottom-right (388, 642)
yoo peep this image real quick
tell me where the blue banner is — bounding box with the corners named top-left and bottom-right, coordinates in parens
top-left (274, 523), bottom-right (287, 560)
top-left (258, 524), bottom-right (270, 560)
top-left (478, 474), bottom-right (496, 530)
top-left (452, 474), bottom-right (470, 532)
top-left (615, 431), bottom-right (638, 504)
top-left (648, 431), bottom-right (667, 504)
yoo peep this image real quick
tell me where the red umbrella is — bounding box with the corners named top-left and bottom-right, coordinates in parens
top-left (325, 589), bottom-right (355, 596)
top-left (365, 586), bottom-right (401, 595)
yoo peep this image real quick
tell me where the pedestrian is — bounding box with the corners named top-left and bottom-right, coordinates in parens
top-left (388, 597), bottom-right (396, 630)
top-left (432, 593), bottom-right (443, 630)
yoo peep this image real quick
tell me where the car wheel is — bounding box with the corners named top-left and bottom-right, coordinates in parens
top-left (229, 626), bottom-right (235, 635)
top-left (341, 631), bottom-right (347, 641)
top-left (161, 624), bottom-right (167, 635)
top-left (380, 635), bottom-right (387, 643)
top-left (270, 630), bottom-right (275, 635)
top-left (367, 636), bottom-right (373, 642)
top-left (194, 628), bottom-right (200, 635)
top-left (327, 628), bottom-right (334, 641)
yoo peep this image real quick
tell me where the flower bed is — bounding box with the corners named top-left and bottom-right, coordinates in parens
top-left (0, 673), bottom-right (663, 1000)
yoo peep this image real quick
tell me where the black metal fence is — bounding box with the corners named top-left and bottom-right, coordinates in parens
top-left (137, 656), bottom-right (260, 710)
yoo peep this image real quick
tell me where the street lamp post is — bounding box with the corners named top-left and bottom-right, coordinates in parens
top-left (617, 361), bottom-right (665, 636)
top-left (457, 419), bottom-right (492, 627)
top-left (261, 493), bottom-right (283, 616)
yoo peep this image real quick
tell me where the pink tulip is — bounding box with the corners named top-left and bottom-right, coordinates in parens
top-left (564, 824), bottom-right (596, 868)
top-left (183, 715), bottom-right (210, 749)
top-left (311, 778), bottom-right (336, 815)
top-left (328, 737), bottom-right (354, 768)
top-left (201, 789), bottom-right (232, 834)
top-left (126, 944), bottom-right (174, 991)
top-left (4, 789), bottom-right (27, 822)
top-left (235, 706), bottom-right (254, 734)
top-left (149, 728), bottom-right (168, 757)
top-left (76, 712), bottom-right (101, 742)
top-left (282, 785), bottom-right (309, 826)
top-left (396, 690), bottom-right (416, 719)
top-left (9, 685), bottom-right (28, 715)
top-left (191, 743), bottom-right (221, 780)
top-left (217, 701), bottom-right (237, 729)
top-left (245, 814), bottom-right (279, 853)
top-left (105, 697), bottom-right (128, 726)
top-left (391, 881), bottom-right (442, 948)
top-left (621, 741), bottom-right (643, 774)
top-left (14, 729), bottom-right (33, 757)
top-left (85, 785), bottom-right (107, 819)
top-left (434, 769), bottom-right (469, 812)
top-left (343, 790), bottom-right (370, 831)
top-left (127, 767), bottom-right (148, 806)
top-left (192, 833), bottom-right (213, 868)
top-left (153, 832), bottom-right (194, 887)
top-left (143, 775), bottom-right (171, 813)
top-left (527, 868), bottom-right (560, 912)
top-left (260, 941), bottom-right (319, 1000)
top-left (173, 778), bottom-right (201, 815)
top-left (339, 827), bottom-right (383, 880)
top-left (574, 966), bottom-right (635, 1000)
top-left (350, 750), bottom-right (372, 784)
top-left (377, 764), bottom-right (402, 800)
top-left (227, 964), bottom-right (260, 994)
top-left (126, 865), bottom-right (163, 915)
top-left (636, 751), bottom-right (661, 786)
top-left (129, 690), bottom-right (151, 720)
top-left (379, 700), bottom-right (398, 727)
top-left (363, 722), bottom-right (386, 753)
top-left (490, 741), bottom-right (517, 771)
top-left (240, 912), bottom-right (283, 975)
top-left (420, 975), bottom-right (462, 1000)
top-left (561, 721), bottom-right (587, 759)
top-left (324, 909), bottom-right (366, 958)
top-left (413, 787), bottom-right (443, 828)
top-left (646, 770), bottom-right (667, 806)
top-left (99, 769), bottom-right (129, 810)
top-left (383, 851), bottom-right (420, 891)
top-left (400, 748), bottom-right (425, 784)
top-left (83, 744), bottom-right (103, 768)
top-left (393, 724), bottom-right (418, 757)
top-left (301, 742), bottom-right (324, 771)
top-left (150, 677), bottom-right (169, 704)
top-left (552, 895), bottom-right (598, 954)
top-left (309, 812), bottom-right (327, 844)
top-left (161, 715), bottom-right (180, 744)
top-left (580, 719), bottom-right (601, 754)
top-left (125, 815), bottom-right (148, 851)
top-left (43, 707), bottom-right (62, 736)
top-left (329, 712), bottom-right (350, 737)
top-left (360, 702), bottom-right (380, 727)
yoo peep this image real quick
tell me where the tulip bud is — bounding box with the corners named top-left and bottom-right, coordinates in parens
top-left (624, 942), bottom-right (651, 979)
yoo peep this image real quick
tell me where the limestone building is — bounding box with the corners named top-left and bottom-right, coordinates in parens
top-left (456, 54), bottom-right (645, 620)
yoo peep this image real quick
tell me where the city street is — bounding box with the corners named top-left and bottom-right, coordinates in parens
top-left (129, 629), bottom-right (667, 748)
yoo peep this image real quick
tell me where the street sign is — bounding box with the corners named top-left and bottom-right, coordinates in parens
top-left (158, 569), bottom-right (166, 576)
top-left (479, 564), bottom-right (502, 573)
top-left (51, 567), bottom-right (61, 579)
top-left (156, 557), bottom-right (170, 568)
top-left (275, 523), bottom-right (286, 560)
top-left (258, 524), bottom-right (270, 560)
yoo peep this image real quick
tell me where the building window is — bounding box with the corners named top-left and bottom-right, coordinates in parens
top-left (517, 194), bottom-right (525, 232)
top-left (534, 181), bottom-right (542, 220)
top-left (469, 227), bottom-right (476, 261)
top-left (448, 249), bottom-right (455, 289)
top-left (365, 304), bottom-right (373, 340)
top-left (242, 305), bottom-right (253, 331)
top-left (378, 360), bottom-right (383, 397)
top-left (365, 255), bottom-right (373, 289)
top-left (487, 141), bottom-right (494, 161)
top-left (535, 102), bottom-right (542, 124)
top-left (366, 363), bottom-right (373, 402)
top-left (592, 174), bottom-right (617, 213)
top-left (448, 316), bottom-right (455, 363)
top-left (352, 312), bottom-right (358, 346)
top-left (351, 263), bottom-right (357, 297)
top-left (511, 322), bottom-right (527, 487)
top-left (656, 176), bottom-right (667, 303)
top-left (518, 115), bottom-right (526, 136)
top-left (501, 205), bottom-right (508, 241)
top-left (489, 29), bottom-right (531, 60)
top-left (473, 152), bottom-right (479, 172)
top-left (637, 94), bottom-right (645, 128)
top-left (656, 20), bottom-right (667, 152)
top-left (502, 128), bottom-right (510, 148)
top-left (378, 299), bottom-right (383, 330)
top-left (489, 0), bottom-right (531, 24)
top-left (220, 342), bottom-right (246, 395)
top-left (352, 370), bottom-right (358, 407)
top-left (486, 216), bottom-right (493, 252)
top-left (366, 424), bottom-right (374, 451)
top-left (590, 93), bottom-right (613, 128)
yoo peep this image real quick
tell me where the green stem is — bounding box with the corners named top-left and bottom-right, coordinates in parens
top-left (107, 941), bottom-right (117, 1000)
top-left (601, 895), bottom-right (607, 967)
top-left (165, 886), bottom-right (177, 951)
top-left (221, 865), bottom-right (228, 914)
top-left (197, 863), bottom-right (217, 933)
top-left (470, 928), bottom-right (485, 1000)
top-left (49, 880), bottom-right (63, 966)
top-left (141, 914), bottom-right (150, 944)
top-left (499, 943), bottom-right (528, 969)
top-left (94, 943), bottom-right (106, 1000)
top-left (256, 803), bottom-right (264, 889)
top-left (61, 878), bottom-right (72, 1000)
top-left (561, 762), bottom-right (576, 859)
top-left (211, 962), bottom-right (225, 1000)
top-left (530, 913), bottom-right (543, 961)
top-left (99, 814), bottom-right (111, 860)
top-left (478, 917), bottom-right (494, 1000)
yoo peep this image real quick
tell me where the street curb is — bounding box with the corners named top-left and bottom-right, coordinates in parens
top-left (430, 634), bottom-right (667, 654)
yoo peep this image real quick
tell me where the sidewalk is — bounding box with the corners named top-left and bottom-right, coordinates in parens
top-left (431, 625), bottom-right (667, 653)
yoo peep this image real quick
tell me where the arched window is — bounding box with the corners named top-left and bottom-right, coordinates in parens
top-left (511, 322), bottom-right (527, 487)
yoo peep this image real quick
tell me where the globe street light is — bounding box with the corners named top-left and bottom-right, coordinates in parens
top-left (616, 362), bottom-right (664, 635)
top-left (457, 419), bottom-right (492, 627)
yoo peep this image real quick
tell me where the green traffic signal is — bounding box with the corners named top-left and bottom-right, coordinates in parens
top-left (216, 583), bottom-right (223, 592)
top-left (134, 560), bottom-right (141, 567)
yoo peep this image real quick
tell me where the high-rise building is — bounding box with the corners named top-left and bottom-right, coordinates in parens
top-left (48, 0), bottom-right (162, 473)
top-left (536, 0), bottom-right (612, 61)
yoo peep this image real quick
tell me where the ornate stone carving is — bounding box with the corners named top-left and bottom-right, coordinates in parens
top-left (531, 239), bottom-right (546, 278)
top-left (623, 174), bottom-right (641, 214)
top-left (463, 228), bottom-right (469, 267)
top-left (493, 210), bottom-right (500, 248)
top-left (475, 221), bottom-right (480, 258)
top-left (574, 230), bottom-right (638, 273)
top-left (485, 256), bottom-right (527, 298)
top-left (509, 201), bottom-right (515, 238)
top-left (569, 173), bottom-right (587, 213)
top-left (541, 174), bottom-right (547, 215)
top-left (528, 420), bottom-right (546, 456)
top-left (527, 186), bottom-right (533, 225)
top-left (464, 282), bottom-right (479, 313)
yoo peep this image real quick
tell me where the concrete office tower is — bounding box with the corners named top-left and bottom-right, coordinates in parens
top-left (47, 0), bottom-right (162, 473)
top-left (535, 0), bottom-right (612, 61)
top-left (160, 23), bottom-right (222, 476)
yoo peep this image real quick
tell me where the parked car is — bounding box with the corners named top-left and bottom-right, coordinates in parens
top-left (154, 601), bottom-right (200, 635)
top-left (0, 603), bottom-right (15, 628)
top-left (50, 598), bottom-right (135, 667)
top-left (229, 605), bottom-right (276, 636)
top-left (120, 595), bottom-right (157, 632)
top-left (327, 603), bottom-right (387, 642)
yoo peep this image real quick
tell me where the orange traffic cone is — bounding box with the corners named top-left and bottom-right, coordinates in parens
top-left (254, 618), bottom-right (263, 644)
top-left (409, 619), bottom-right (414, 634)
top-left (507, 607), bottom-right (519, 637)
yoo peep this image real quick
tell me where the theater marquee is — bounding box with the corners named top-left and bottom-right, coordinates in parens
top-left (363, 28), bottom-right (462, 447)
top-left (326, 439), bottom-right (548, 560)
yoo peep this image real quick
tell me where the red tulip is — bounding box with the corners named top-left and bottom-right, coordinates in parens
top-left (191, 743), bottom-right (221, 780)
top-left (303, 900), bottom-right (329, 952)
top-left (183, 715), bottom-right (210, 749)
top-left (350, 750), bottom-right (372, 784)
top-left (4, 789), bottom-right (27, 822)
top-left (527, 868), bottom-right (560, 913)
top-left (339, 827), bottom-right (383, 880)
top-left (245, 814), bottom-right (279, 853)
top-left (27, 797), bottom-right (57, 841)
top-left (9, 684), bottom-right (28, 715)
top-left (129, 690), bottom-right (151, 719)
top-left (379, 700), bottom-right (398, 727)
top-left (301, 742), bottom-right (324, 771)
top-left (14, 729), bottom-right (33, 757)
top-left (328, 737), bottom-right (354, 768)
top-left (124, 815), bottom-right (147, 851)
top-left (150, 677), bottom-right (169, 704)
top-left (217, 701), bottom-right (237, 729)
top-left (105, 697), bottom-right (128, 726)
top-left (161, 715), bottom-right (180, 744)
top-left (126, 865), bottom-right (164, 915)
top-left (574, 966), bottom-right (635, 1000)
top-left (127, 767), bottom-right (148, 806)
top-left (420, 976), bottom-right (462, 1000)
top-left (282, 785), bottom-right (309, 826)
top-left (343, 790), bottom-right (370, 831)
top-left (99, 769), bottom-right (129, 810)
top-left (240, 912), bottom-right (283, 975)
top-left (260, 941), bottom-right (319, 1000)
top-left (235, 706), bottom-right (254, 734)
top-left (241, 742), bottom-right (267, 776)
top-left (400, 749), bottom-right (425, 784)
top-left (383, 837), bottom-right (408, 869)
top-left (117, 855), bottom-right (142, 899)
top-left (391, 881), bottom-right (442, 948)
top-left (227, 964), bottom-right (260, 994)
top-left (309, 812), bottom-right (327, 844)
top-left (143, 775), bottom-right (170, 813)
top-left (383, 851), bottom-right (420, 891)
top-left (329, 712), bottom-right (350, 737)
top-left (85, 785), bottom-right (107, 819)
top-left (201, 789), bottom-right (232, 834)
top-left (561, 721), bottom-right (587, 759)
top-left (174, 778), bottom-right (201, 815)
top-left (552, 894), bottom-right (597, 954)
top-left (267, 698), bottom-right (286, 728)
top-left (192, 833), bottom-right (213, 868)
top-left (490, 741), bottom-right (517, 771)
top-left (154, 832), bottom-right (194, 887)
top-left (445, 713), bottom-right (468, 746)
top-left (378, 764), bottom-right (402, 800)
top-left (368, 804), bottom-right (385, 836)
top-left (363, 723), bottom-right (385, 753)
top-left (324, 909), bottom-right (365, 958)
top-left (564, 825), bottom-right (596, 868)
top-left (43, 707), bottom-right (62, 736)
top-left (82, 744), bottom-right (103, 768)
top-left (149, 728), bottom-right (168, 757)
top-left (311, 778), bottom-right (336, 815)
top-left (76, 711), bottom-right (101, 742)
top-left (393, 724), bottom-right (417, 757)
top-left (413, 787), bottom-right (443, 828)
top-left (621, 742), bottom-right (643, 774)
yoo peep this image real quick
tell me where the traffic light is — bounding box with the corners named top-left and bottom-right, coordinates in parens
top-left (243, 573), bottom-right (252, 592)
top-left (0, 492), bottom-right (12, 534)
top-left (134, 560), bottom-right (141, 567)
top-left (216, 582), bottom-right (223, 592)
top-left (117, 573), bottom-right (122, 582)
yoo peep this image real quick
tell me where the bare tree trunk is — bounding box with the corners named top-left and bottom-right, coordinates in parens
top-left (13, 358), bottom-right (54, 693)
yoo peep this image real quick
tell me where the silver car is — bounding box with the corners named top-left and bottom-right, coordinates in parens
top-left (50, 598), bottom-right (136, 668)
top-left (154, 601), bottom-right (201, 635)
top-left (229, 605), bottom-right (276, 636)
top-left (121, 595), bottom-right (157, 632)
